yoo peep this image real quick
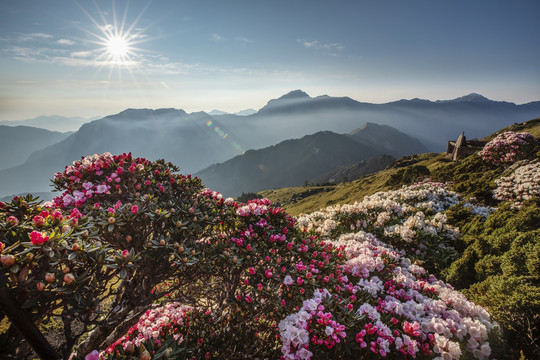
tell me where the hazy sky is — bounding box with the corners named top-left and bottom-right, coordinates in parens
top-left (1, 0), bottom-right (539, 120)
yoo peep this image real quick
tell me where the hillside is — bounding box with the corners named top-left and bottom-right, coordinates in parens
top-left (196, 123), bottom-right (424, 197)
top-left (260, 118), bottom-right (540, 357)
top-left (261, 118), bottom-right (540, 215)
top-left (0, 125), bottom-right (70, 171)
top-left (260, 152), bottom-right (446, 214)
top-left (196, 131), bottom-right (383, 197)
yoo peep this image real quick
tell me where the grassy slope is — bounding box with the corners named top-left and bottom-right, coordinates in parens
top-left (260, 152), bottom-right (447, 215)
top-left (261, 118), bottom-right (540, 215)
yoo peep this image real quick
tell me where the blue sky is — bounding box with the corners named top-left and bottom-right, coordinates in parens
top-left (1, 0), bottom-right (539, 120)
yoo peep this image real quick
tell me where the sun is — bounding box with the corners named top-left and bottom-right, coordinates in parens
top-left (107, 35), bottom-right (129, 58)
top-left (106, 35), bottom-right (130, 60)
top-left (77, 1), bottom-right (151, 69)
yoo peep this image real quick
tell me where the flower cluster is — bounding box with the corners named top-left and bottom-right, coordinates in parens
top-left (103, 302), bottom-right (193, 357)
top-left (279, 230), bottom-right (497, 360)
top-left (296, 181), bottom-right (492, 273)
top-left (493, 160), bottom-right (540, 207)
top-left (0, 194), bottom-right (107, 324)
top-left (478, 131), bottom-right (539, 166)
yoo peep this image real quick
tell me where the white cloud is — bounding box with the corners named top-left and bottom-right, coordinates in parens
top-left (57, 39), bottom-right (76, 46)
top-left (18, 33), bottom-right (53, 41)
top-left (70, 51), bottom-right (93, 58)
top-left (211, 33), bottom-right (225, 42)
top-left (235, 37), bottom-right (254, 45)
top-left (298, 39), bottom-right (345, 53)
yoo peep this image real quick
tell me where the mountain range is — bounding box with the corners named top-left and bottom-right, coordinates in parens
top-left (0, 90), bottom-right (538, 198)
top-left (195, 123), bottom-right (426, 197)
top-left (0, 115), bottom-right (96, 132)
top-left (0, 126), bottom-right (70, 171)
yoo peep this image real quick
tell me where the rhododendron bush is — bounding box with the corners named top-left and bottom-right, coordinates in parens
top-left (478, 131), bottom-right (539, 166)
top-left (295, 181), bottom-right (493, 275)
top-left (1, 153), bottom-right (501, 359)
top-left (98, 181), bottom-right (499, 359)
top-left (493, 159), bottom-right (540, 207)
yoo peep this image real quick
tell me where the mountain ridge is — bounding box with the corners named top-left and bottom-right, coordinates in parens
top-left (1, 90), bottom-right (539, 197)
top-left (195, 123), bottom-right (425, 197)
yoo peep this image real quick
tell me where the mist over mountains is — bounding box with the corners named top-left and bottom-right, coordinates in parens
top-left (196, 123), bottom-right (427, 197)
top-left (0, 90), bottom-right (539, 198)
top-left (0, 126), bottom-right (70, 171)
top-left (0, 115), bottom-right (94, 132)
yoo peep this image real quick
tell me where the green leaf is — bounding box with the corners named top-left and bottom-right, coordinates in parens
top-left (120, 268), bottom-right (127, 279)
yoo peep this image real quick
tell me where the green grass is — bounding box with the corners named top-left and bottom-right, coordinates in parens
top-left (483, 117), bottom-right (540, 141)
top-left (260, 118), bottom-right (540, 216)
top-left (261, 153), bottom-right (448, 215)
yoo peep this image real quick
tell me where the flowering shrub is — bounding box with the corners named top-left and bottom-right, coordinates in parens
top-left (478, 131), bottom-right (539, 166)
top-left (1, 153), bottom-right (241, 357)
top-left (279, 231), bottom-right (498, 360)
top-left (295, 181), bottom-right (493, 274)
top-left (0, 194), bottom-right (109, 357)
top-left (99, 196), bottom-right (346, 359)
top-left (98, 180), bottom-right (500, 359)
top-left (493, 160), bottom-right (540, 207)
top-left (2, 153), bottom-right (502, 359)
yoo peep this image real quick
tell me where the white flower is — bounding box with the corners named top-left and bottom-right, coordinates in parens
top-left (283, 275), bottom-right (293, 285)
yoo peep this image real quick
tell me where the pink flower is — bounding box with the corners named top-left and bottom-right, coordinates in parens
top-left (131, 205), bottom-right (138, 214)
top-left (82, 182), bottom-right (94, 190)
top-left (265, 269), bottom-right (273, 278)
top-left (121, 250), bottom-right (129, 260)
top-left (95, 184), bottom-right (109, 194)
top-left (248, 267), bottom-right (256, 275)
top-left (30, 231), bottom-right (49, 245)
top-left (51, 210), bottom-right (63, 221)
top-left (85, 350), bottom-right (100, 360)
top-left (7, 216), bottom-right (19, 226)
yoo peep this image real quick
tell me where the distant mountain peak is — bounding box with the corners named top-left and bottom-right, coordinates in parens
top-left (454, 93), bottom-right (490, 102)
top-left (208, 110), bottom-right (230, 116)
top-left (354, 122), bottom-right (387, 131)
top-left (437, 93), bottom-right (493, 104)
top-left (257, 90), bottom-right (312, 113)
top-left (278, 90), bottom-right (311, 100)
top-left (235, 108), bottom-right (257, 116)
top-left (112, 108), bottom-right (186, 119)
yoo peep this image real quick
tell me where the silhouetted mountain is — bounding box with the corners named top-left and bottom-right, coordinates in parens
top-left (1, 90), bottom-right (539, 197)
top-left (195, 123), bottom-right (421, 197)
top-left (196, 131), bottom-right (382, 197)
top-left (235, 108), bottom-right (257, 116)
top-left (0, 109), bottom-right (249, 196)
top-left (0, 126), bottom-right (70, 170)
top-left (438, 93), bottom-right (497, 104)
top-left (208, 110), bottom-right (229, 116)
top-left (0, 115), bottom-right (91, 132)
top-left (215, 90), bottom-right (540, 152)
top-left (348, 123), bottom-right (428, 156)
